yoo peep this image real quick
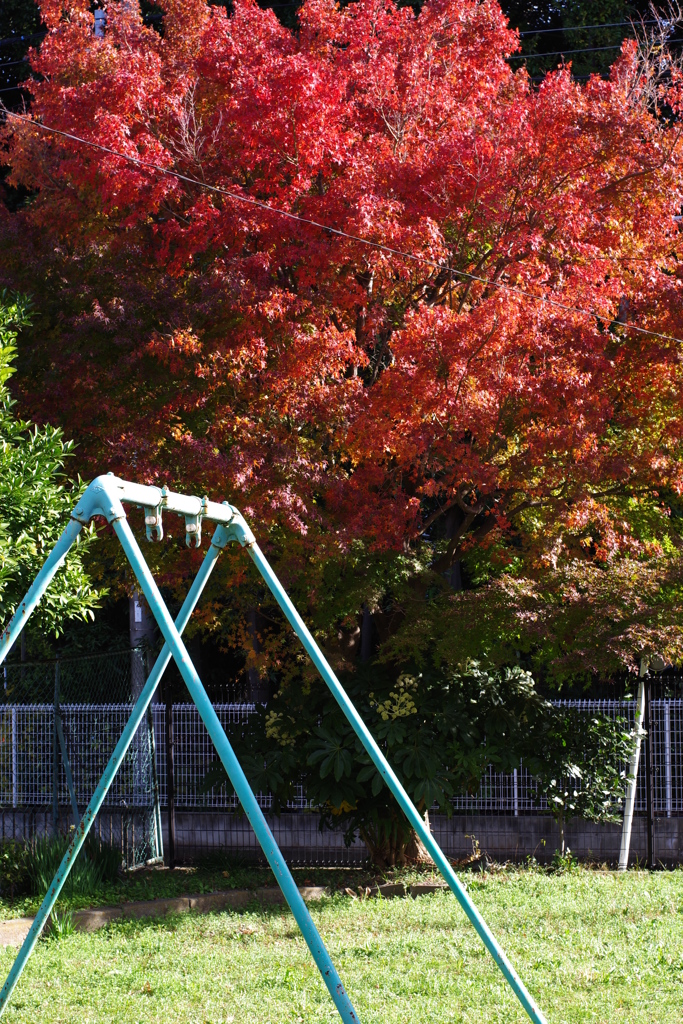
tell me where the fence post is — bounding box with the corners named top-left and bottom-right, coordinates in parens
top-left (52, 657), bottom-right (80, 828)
top-left (130, 596), bottom-right (156, 862)
top-left (145, 650), bottom-right (164, 863)
top-left (664, 701), bottom-right (672, 819)
top-left (52, 660), bottom-right (59, 833)
top-left (11, 708), bottom-right (17, 810)
top-left (619, 662), bottom-right (647, 870)
top-left (165, 687), bottom-right (176, 868)
top-left (513, 767), bottom-right (519, 817)
top-left (645, 679), bottom-right (655, 868)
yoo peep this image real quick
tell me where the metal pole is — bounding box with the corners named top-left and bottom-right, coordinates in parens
top-left (0, 520), bottom-right (83, 665)
top-left (165, 684), bottom-right (176, 869)
top-left (0, 531), bottom-right (225, 1017)
top-left (619, 672), bottom-right (647, 871)
top-left (11, 709), bottom-right (17, 810)
top-left (52, 656), bottom-right (79, 827)
top-left (55, 712), bottom-right (79, 828)
top-left (52, 662), bottom-right (59, 834)
top-left (113, 518), bottom-right (360, 1024)
top-left (645, 679), bottom-right (655, 868)
top-left (247, 542), bottom-right (546, 1024)
top-left (147, 709), bottom-right (164, 862)
top-left (146, 649), bottom-right (164, 862)
top-left (130, 597), bottom-right (156, 862)
top-left (664, 701), bottom-right (672, 819)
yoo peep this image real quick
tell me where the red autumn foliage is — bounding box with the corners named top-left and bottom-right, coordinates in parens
top-left (2, 0), bottom-right (683, 674)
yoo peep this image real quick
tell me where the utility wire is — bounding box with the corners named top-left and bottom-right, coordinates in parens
top-left (0, 45), bottom-right (627, 72)
top-left (0, 44), bottom-right (629, 66)
top-left (0, 32), bottom-right (45, 50)
top-left (0, 45), bottom-right (635, 87)
top-left (531, 73), bottom-right (596, 82)
top-left (0, 16), bottom-right (665, 48)
top-left (3, 110), bottom-right (681, 346)
top-left (518, 19), bottom-right (657, 36)
top-left (510, 44), bottom-right (623, 59)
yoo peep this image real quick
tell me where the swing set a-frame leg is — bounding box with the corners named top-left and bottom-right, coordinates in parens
top-left (248, 544), bottom-right (549, 1024)
top-left (0, 522), bottom-right (228, 1015)
top-left (0, 494), bottom-right (360, 1023)
top-left (112, 516), bottom-right (360, 1023)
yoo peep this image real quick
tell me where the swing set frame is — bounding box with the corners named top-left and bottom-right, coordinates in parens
top-left (0, 473), bottom-right (547, 1024)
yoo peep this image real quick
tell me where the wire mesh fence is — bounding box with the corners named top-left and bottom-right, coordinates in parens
top-left (1, 650), bottom-right (137, 704)
top-left (1, 652), bottom-right (682, 866)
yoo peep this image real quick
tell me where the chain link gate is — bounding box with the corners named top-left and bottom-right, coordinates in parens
top-left (0, 648), bottom-right (162, 868)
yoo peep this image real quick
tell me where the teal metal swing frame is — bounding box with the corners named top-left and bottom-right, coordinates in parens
top-left (0, 474), bottom-right (548, 1024)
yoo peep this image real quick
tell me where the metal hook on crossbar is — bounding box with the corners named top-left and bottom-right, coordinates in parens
top-left (144, 506), bottom-right (163, 542)
top-left (185, 496), bottom-right (208, 548)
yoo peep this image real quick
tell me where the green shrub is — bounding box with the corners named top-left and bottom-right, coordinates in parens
top-left (48, 907), bottom-right (75, 940)
top-left (25, 834), bottom-right (121, 898)
top-left (0, 840), bottom-right (30, 900)
top-left (203, 662), bottom-right (552, 867)
top-left (87, 834), bottom-right (122, 884)
top-left (203, 661), bottom-right (636, 868)
top-left (526, 707), bottom-right (635, 856)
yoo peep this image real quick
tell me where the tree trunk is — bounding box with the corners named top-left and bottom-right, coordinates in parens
top-left (361, 810), bottom-right (434, 868)
top-left (404, 810), bottom-right (435, 866)
top-left (444, 507), bottom-right (464, 590)
top-left (360, 605), bottom-right (373, 662)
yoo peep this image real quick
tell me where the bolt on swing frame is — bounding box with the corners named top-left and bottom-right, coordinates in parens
top-left (0, 475), bottom-right (548, 1024)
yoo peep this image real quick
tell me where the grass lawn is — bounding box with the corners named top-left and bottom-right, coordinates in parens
top-left (0, 866), bottom-right (681, 1023)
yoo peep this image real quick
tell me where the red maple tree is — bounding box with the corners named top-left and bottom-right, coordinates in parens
top-left (3, 0), bottom-right (683, 676)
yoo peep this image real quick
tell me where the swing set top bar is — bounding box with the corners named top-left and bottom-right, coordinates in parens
top-left (72, 472), bottom-right (255, 548)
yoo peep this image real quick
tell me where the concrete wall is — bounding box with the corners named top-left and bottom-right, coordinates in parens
top-left (3, 808), bottom-right (682, 866)
top-left (164, 811), bottom-right (680, 866)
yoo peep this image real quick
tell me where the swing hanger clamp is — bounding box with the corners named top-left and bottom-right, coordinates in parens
top-left (144, 505), bottom-right (163, 543)
top-left (159, 486), bottom-right (209, 548)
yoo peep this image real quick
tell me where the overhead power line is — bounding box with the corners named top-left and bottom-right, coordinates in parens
top-left (509, 44), bottom-right (623, 59)
top-left (0, 32), bottom-right (45, 50)
top-left (530, 73), bottom-right (596, 82)
top-left (0, 15), bottom-right (665, 48)
top-left (518, 19), bottom-right (657, 36)
top-left (2, 110), bottom-right (679, 346)
top-left (0, 47), bottom-right (630, 92)
top-left (0, 45), bottom-right (626, 72)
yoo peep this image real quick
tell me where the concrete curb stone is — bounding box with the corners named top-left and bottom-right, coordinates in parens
top-left (409, 882), bottom-right (448, 897)
top-left (0, 918), bottom-right (33, 947)
top-left (0, 882), bottom-right (444, 946)
top-left (368, 882), bottom-right (406, 898)
top-left (0, 885), bottom-right (331, 945)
